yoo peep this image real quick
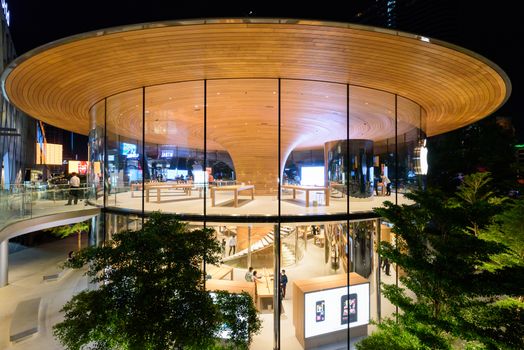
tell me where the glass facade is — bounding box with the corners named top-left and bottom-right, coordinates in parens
top-left (88, 79), bottom-right (426, 217)
top-left (87, 78), bottom-right (426, 349)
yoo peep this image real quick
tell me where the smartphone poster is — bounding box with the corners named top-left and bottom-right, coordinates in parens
top-left (341, 293), bottom-right (358, 324)
top-left (315, 300), bottom-right (325, 322)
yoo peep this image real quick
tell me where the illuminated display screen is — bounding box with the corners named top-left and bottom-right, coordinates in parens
top-left (304, 283), bottom-right (369, 338)
top-left (300, 166), bottom-right (325, 186)
top-left (68, 161), bottom-right (88, 175)
top-left (121, 142), bottom-right (139, 158)
top-left (160, 150), bottom-right (174, 158)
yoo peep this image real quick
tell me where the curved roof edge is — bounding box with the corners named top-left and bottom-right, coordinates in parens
top-left (1, 17), bottom-right (511, 108)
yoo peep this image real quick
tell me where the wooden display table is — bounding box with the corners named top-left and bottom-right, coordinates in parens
top-left (281, 185), bottom-right (330, 207)
top-left (131, 182), bottom-right (193, 203)
top-left (206, 279), bottom-right (256, 300)
top-left (255, 268), bottom-right (274, 311)
top-left (210, 184), bottom-right (255, 207)
top-left (293, 273), bottom-right (370, 349)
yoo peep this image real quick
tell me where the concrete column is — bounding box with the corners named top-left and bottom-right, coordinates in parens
top-left (0, 239), bottom-right (8, 287)
top-left (89, 214), bottom-right (105, 248)
top-left (247, 225), bottom-right (252, 268)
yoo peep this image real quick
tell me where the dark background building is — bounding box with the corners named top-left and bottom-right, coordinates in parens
top-left (0, 6), bottom-right (35, 188)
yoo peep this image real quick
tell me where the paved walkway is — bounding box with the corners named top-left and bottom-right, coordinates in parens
top-left (0, 236), bottom-right (88, 350)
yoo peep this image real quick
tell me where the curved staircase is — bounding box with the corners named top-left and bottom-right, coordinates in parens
top-left (222, 226), bottom-right (297, 267)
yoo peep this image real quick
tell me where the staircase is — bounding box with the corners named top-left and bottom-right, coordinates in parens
top-left (222, 226), bottom-right (297, 267)
top-left (281, 242), bottom-right (296, 266)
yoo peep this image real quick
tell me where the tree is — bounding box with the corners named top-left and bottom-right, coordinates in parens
top-left (357, 173), bottom-right (524, 350)
top-left (48, 221), bottom-right (89, 251)
top-left (53, 212), bottom-right (261, 350)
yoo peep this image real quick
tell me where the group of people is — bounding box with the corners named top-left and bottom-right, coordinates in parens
top-left (220, 234), bottom-right (237, 256)
top-left (244, 267), bottom-right (289, 299)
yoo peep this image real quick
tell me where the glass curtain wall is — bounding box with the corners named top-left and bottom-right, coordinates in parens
top-left (144, 82), bottom-right (205, 215)
top-left (281, 80), bottom-right (347, 216)
top-left (105, 89), bottom-right (144, 210)
top-left (87, 100), bottom-right (105, 207)
top-left (87, 79), bottom-right (427, 349)
top-left (207, 79), bottom-right (278, 215)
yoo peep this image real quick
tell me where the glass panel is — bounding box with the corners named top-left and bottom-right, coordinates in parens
top-left (144, 81), bottom-right (204, 215)
top-left (376, 219), bottom-right (396, 324)
top-left (281, 80), bottom-right (347, 216)
top-left (349, 86), bottom-right (395, 211)
top-left (280, 221), bottom-right (354, 349)
top-left (207, 79), bottom-right (278, 215)
top-left (397, 96), bottom-right (425, 200)
top-left (105, 89), bottom-right (144, 211)
top-left (206, 221), bottom-right (276, 350)
top-left (87, 100), bottom-right (105, 207)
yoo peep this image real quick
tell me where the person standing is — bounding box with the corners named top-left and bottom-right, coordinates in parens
top-left (382, 175), bottom-right (392, 196)
top-left (245, 267), bottom-right (254, 282)
top-left (220, 238), bottom-right (226, 257)
top-left (280, 270), bottom-right (288, 299)
top-left (228, 234), bottom-right (237, 256)
top-left (382, 257), bottom-right (391, 276)
top-left (66, 172), bottom-right (81, 205)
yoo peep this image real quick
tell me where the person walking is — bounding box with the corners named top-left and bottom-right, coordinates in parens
top-left (280, 270), bottom-right (288, 299)
top-left (66, 172), bottom-right (81, 205)
top-left (228, 234), bottom-right (237, 256)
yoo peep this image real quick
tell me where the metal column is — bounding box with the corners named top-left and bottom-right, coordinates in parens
top-left (0, 239), bottom-right (8, 287)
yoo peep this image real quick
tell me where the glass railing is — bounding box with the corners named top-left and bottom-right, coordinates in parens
top-left (0, 183), bottom-right (92, 232)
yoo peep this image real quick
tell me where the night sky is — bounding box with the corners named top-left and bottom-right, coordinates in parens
top-left (6, 0), bottom-right (523, 141)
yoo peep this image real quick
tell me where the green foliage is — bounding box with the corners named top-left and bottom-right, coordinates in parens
top-left (370, 173), bottom-right (524, 349)
top-left (53, 212), bottom-right (261, 350)
top-left (482, 199), bottom-right (524, 268)
top-left (47, 221), bottom-right (89, 239)
top-left (212, 291), bottom-right (262, 350)
top-left (356, 318), bottom-right (446, 350)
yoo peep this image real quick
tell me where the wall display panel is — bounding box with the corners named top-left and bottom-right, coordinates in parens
top-left (144, 82), bottom-right (205, 215)
top-left (304, 283), bottom-right (369, 338)
top-left (281, 80), bottom-right (347, 216)
top-left (206, 79), bottom-right (278, 215)
top-left (105, 89), bottom-right (144, 209)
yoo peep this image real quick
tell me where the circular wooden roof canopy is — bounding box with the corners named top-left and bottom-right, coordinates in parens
top-left (1, 18), bottom-right (510, 140)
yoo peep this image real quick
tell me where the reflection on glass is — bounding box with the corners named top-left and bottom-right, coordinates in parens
top-left (87, 100), bottom-right (105, 207)
top-left (144, 82), bottom-right (204, 214)
top-left (105, 89), bottom-right (143, 209)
